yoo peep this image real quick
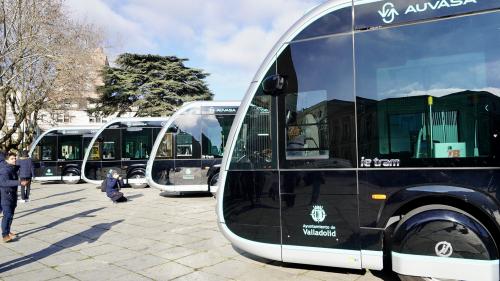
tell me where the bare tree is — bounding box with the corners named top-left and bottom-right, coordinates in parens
top-left (0, 0), bottom-right (102, 151)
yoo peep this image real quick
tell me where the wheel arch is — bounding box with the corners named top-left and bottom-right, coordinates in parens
top-left (126, 165), bottom-right (146, 178)
top-left (379, 186), bottom-right (500, 256)
top-left (206, 165), bottom-right (220, 186)
top-left (62, 164), bottom-right (81, 176)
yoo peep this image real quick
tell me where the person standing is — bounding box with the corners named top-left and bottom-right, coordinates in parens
top-left (17, 150), bottom-right (34, 203)
top-left (0, 151), bottom-right (25, 242)
top-left (0, 150), bottom-right (4, 216)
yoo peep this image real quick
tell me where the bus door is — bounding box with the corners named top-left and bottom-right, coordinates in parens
top-left (172, 115), bottom-right (203, 191)
top-left (33, 134), bottom-right (59, 178)
top-left (121, 127), bottom-right (153, 183)
top-left (58, 134), bottom-right (83, 180)
top-left (201, 113), bottom-right (236, 188)
top-left (276, 37), bottom-right (360, 268)
top-left (153, 131), bottom-right (175, 186)
top-left (99, 128), bottom-right (121, 180)
top-left (85, 138), bottom-right (102, 181)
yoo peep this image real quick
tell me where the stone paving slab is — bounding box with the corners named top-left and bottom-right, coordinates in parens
top-left (0, 182), bottom-right (399, 281)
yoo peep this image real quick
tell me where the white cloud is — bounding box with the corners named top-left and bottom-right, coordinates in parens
top-left (64, 0), bottom-right (324, 99)
top-left (65, 0), bottom-right (159, 59)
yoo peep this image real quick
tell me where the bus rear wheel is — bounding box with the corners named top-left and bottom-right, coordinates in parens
top-left (63, 171), bottom-right (80, 185)
top-left (390, 205), bottom-right (498, 281)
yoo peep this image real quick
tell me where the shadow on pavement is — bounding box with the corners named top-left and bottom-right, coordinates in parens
top-left (33, 189), bottom-right (85, 201)
top-left (125, 194), bottom-right (143, 200)
top-left (0, 220), bottom-right (123, 273)
top-left (17, 207), bottom-right (106, 238)
top-left (15, 198), bottom-right (86, 219)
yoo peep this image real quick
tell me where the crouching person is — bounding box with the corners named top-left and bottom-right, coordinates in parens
top-left (106, 170), bottom-right (127, 203)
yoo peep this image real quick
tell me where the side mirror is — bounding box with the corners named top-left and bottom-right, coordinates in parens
top-left (262, 75), bottom-right (286, 96)
top-left (167, 125), bottom-right (178, 133)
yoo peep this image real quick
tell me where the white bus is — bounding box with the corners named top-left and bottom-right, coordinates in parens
top-left (29, 127), bottom-right (99, 184)
top-left (146, 101), bottom-right (240, 193)
top-left (81, 117), bottom-right (168, 188)
top-left (216, 1), bottom-right (500, 281)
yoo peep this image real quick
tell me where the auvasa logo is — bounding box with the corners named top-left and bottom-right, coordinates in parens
top-left (310, 205), bottom-right (326, 223)
top-left (378, 2), bottom-right (399, 23)
top-left (379, 0), bottom-right (478, 24)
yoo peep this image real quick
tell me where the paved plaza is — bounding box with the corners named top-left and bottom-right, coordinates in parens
top-left (0, 183), bottom-right (398, 281)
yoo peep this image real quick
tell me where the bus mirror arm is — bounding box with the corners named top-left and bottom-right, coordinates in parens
top-left (262, 74), bottom-right (287, 96)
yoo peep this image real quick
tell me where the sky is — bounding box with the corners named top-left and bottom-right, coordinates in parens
top-left (65, 0), bottom-right (324, 101)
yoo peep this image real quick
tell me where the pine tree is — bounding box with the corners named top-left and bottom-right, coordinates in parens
top-left (89, 53), bottom-right (213, 117)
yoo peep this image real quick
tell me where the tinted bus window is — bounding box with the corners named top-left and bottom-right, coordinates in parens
top-left (100, 129), bottom-right (120, 160)
top-left (36, 135), bottom-right (57, 161)
top-left (356, 11), bottom-right (500, 167)
top-left (156, 133), bottom-right (174, 159)
top-left (83, 136), bottom-right (93, 157)
top-left (293, 5), bottom-right (352, 41)
top-left (202, 114), bottom-right (235, 158)
top-left (229, 95), bottom-right (275, 170)
top-left (278, 35), bottom-right (356, 169)
top-left (173, 115), bottom-right (201, 159)
top-left (90, 142), bottom-right (101, 160)
top-left (228, 62), bottom-right (276, 170)
top-left (122, 128), bottom-right (152, 159)
top-left (59, 135), bottom-right (82, 160)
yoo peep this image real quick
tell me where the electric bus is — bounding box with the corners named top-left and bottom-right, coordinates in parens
top-left (29, 127), bottom-right (99, 184)
top-left (81, 117), bottom-right (168, 188)
top-left (217, 1), bottom-right (500, 280)
top-left (146, 101), bottom-right (240, 193)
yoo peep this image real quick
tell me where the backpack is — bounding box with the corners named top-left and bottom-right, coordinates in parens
top-left (100, 178), bottom-right (107, 192)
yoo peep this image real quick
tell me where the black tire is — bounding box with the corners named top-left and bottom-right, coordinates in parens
top-left (62, 171), bottom-right (80, 185)
top-left (129, 173), bottom-right (147, 189)
top-left (208, 172), bottom-right (219, 193)
top-left (392, 205), bottom-right (497, 281)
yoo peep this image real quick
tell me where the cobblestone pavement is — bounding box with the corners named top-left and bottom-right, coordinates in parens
top-left (0, 183), bottom-right (400, 281)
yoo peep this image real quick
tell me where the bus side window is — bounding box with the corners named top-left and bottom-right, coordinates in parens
top-left (103, 142), bottom-right (115, 160)
top-left (157, 133), bottom-right (174, 159)
top-left (32, 146), bottom-right (41, 161)
top-left (90, 143), bottom-right (101, 160)
top-left (285, 92), bottom-right (329, 160)
top-left (277, 35), bottom-right (356, 169)
top-left (173, 115), bottom-right (202, 159)
top-left (40, 136), bottom-right (57, 161)
top-left (202, 114), bottom-right (235, 158)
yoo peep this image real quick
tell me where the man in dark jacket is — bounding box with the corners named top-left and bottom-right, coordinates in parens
top-left (17, 150), bottom-right (35, 202)
top-left (105, 170), bottom-right (127, 203)
top-left (0, 150), bottom-right (4, 215)
top-left (0, 152), bottom-right (25, 242)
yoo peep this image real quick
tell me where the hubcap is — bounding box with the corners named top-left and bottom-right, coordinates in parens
top-left (63, 172), bottom-right (79, 184)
